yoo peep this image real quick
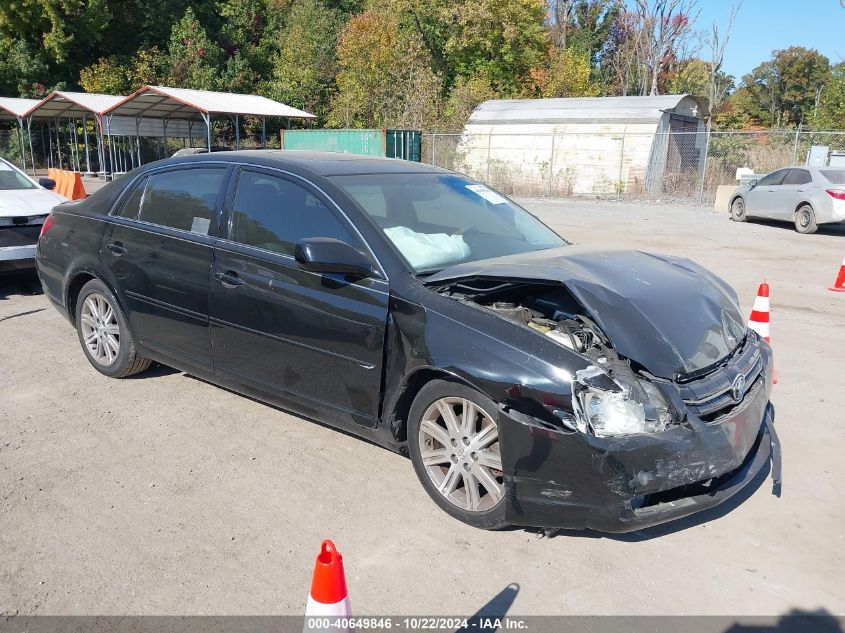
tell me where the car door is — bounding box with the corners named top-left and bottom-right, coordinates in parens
top-left (209, 167), bottom-right (389, 429)
top-left (102, 164), bottom-right (230, 368)
top-left (746, 168), bottom-right (788, 219)
top-left (781, 168), bottom-right (813, 219)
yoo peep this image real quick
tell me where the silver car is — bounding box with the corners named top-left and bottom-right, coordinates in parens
top-left (729, 166), bottom-right (845, 234)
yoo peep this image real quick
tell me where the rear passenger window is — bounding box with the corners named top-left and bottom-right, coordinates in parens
top-left (229, 170), bottom-right (357, 255)
top-left (783, 169), bottom-right (812, 185)
top-left (135, 168), bottom-right (226, 234)
top-left (117, 176), bottom-right (148, 220)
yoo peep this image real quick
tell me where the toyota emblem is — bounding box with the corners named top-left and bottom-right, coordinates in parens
top-left (731, 374), bottom-right (747, 402)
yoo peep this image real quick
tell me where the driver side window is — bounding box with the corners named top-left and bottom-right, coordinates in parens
top-left (229, 169), bottom-right (359, 256)
top-left (757, 169), bottom-right (788, 187)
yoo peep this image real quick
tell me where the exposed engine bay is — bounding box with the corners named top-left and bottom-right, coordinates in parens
top-left (435, 278), bottom-right (676, 437)
top-left (435, 278), bottom-right (602, 351)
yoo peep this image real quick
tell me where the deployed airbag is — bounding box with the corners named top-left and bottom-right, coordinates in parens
top-left (384, 226), bottom-right (470, 271)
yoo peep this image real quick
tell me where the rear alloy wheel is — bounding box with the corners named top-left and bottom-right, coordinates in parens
top-left (794, 204), bottom-right (818, 234)
top-left (75, 279), bottom-right (151, 378)
top-left (408, 380), bottom-right (508, 529)
top-left (730, 197), bottom-right (747, 222)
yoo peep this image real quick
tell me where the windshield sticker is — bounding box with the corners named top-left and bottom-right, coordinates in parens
top-left (466, 184), bottom-right (508, 205)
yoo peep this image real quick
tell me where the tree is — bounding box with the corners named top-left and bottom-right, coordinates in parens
top-left (548, 0), bottom-right (576, 49)
top-left (663, 58), bottom-right (707, 95)
top-left (440, 0), bottom-right (549, 94)
top-left (269, 0), bottom-right (343, 121)
top-left (329, 10), bottom-right (441, 129)
top-left (634, 0), bottom-right (699, 96)
top-left (79, 48), bottom-right (165, 95)
top-left (165, 7), bottom-right (224, 90)
top-left (600, 8), bottom-right (642, 96)
top-left (707, 2), bottom-right (739, 114)
top-left (387, 0), bottom-right (548, 95)
top-left (535, 48), bottom-right (599, 98)
top-left (817, 62), bottom-right (845, 129)
top-left (0, 37), bottom-right (48, 96)
top-left (566, 0), bottom-right (621, 66)
top-left (439, 74), bottom-right (496, 130)
top-left (738, 47), bottom-right (830, 126)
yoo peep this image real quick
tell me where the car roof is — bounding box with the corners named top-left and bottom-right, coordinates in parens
top-left (159, 149), bottom-right (451, 177)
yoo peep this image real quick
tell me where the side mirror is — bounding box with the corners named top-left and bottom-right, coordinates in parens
top-left (295, 237), bottom-right (379, 278)
top-left (749, 179), bottom-right (758, 189)
top-left (39, 177), bottom-right (56, 191)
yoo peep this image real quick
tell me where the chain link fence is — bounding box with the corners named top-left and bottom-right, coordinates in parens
top-left (5, 124), bottom-right (845, 203)
top-left (422, 129), bottom-right (845, 205)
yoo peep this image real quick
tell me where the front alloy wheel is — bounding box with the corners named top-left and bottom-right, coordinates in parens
top-left (408, 380), bottom-right (508, 529)
top-left (419, 397), bottom-right (503, 512)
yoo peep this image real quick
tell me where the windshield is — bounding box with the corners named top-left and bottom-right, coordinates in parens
top-left (332, 173), bottom-right (565, 273)
top-left (0, 160), bottom-right (37, 191)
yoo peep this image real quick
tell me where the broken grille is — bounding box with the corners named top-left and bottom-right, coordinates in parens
top-left (680, 336), bottom-right (764, 422)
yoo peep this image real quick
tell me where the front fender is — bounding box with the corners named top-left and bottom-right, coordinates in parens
top-left (382, 292), bottom-right (592, 438)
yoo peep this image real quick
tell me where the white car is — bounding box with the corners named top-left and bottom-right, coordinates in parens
top-left (729, 166), bottom-right (845, 234)
top-left (0, 157), bottom-right (66, 272)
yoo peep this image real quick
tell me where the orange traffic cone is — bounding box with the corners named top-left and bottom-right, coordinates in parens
top-left (748, 281), bottom-right (777, 384)
top-left (304, 540), bottom-right (351, 627)
top-left (830, 256), bottom-right (845, 292)
top-left (748, 281), bottom-right (770, 341)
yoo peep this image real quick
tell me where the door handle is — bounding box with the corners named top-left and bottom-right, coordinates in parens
top-left (797, 189), bottom-right (805, 192)
top-left (214, 271), bottom-right (245, 288)
top-left (106, 241), bottom-right (126, 255)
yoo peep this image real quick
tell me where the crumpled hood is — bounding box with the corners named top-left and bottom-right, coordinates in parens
top-left (427, 247), bottom-right (747, 379)
top-left (0, 189), bottom-right (65, 217)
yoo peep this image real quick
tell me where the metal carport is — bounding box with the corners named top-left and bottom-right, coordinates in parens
top-left (22, 91), bottom-right (126, 176)
top-left (0, 97), bottom-right (42, 172)
top-left (102, 85), bottom-right (316, 169)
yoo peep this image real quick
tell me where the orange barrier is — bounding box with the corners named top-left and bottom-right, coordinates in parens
top-left (69, 171), bottom-right (87, 200)
top-left (46, 169), bottom-right (87, 200)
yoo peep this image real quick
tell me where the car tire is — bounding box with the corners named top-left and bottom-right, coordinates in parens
top-left (730, 197), bottom-right (747, 222)
top-left (794, 204), bottom-right (818, 234)
top-left (75, 279), bottom-right (151, 378)
top-left (407, 379), bottom-right (508, 530)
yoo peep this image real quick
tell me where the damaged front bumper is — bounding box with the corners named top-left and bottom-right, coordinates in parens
top-left (498, 380), bottom-right (780, 533)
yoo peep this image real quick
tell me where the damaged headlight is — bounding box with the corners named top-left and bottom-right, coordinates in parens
top-left (571, 366), bottom-right (672, 437)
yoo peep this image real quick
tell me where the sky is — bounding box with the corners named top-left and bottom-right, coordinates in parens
top-left (694, 0), bottom-right (844, 80)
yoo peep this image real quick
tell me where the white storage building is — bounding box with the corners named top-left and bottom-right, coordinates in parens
top-left (458, 95), bottom-right (709, 197)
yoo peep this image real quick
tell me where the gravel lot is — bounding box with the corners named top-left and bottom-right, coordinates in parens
top-left (1, 198), bottom-right (844, 617)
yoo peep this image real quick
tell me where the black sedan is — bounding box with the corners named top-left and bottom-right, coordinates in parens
top-left (36, 151), bottom-right (779, 532)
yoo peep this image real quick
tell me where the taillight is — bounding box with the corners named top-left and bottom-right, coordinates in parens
top-left (39, 214), bottom-right (57, 239)
top-left (826, 189), bottom-right (845, 200)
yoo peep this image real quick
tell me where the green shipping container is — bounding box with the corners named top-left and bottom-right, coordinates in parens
top-left (280, 129), bottom-right (422, 162)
